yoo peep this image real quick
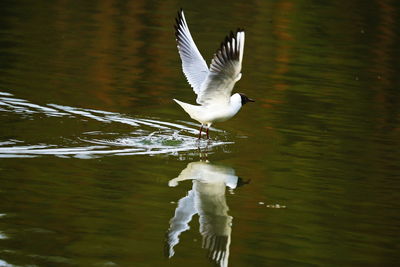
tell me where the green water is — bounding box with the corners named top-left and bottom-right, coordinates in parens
top-left (1, 0), bottom-right (400, 266)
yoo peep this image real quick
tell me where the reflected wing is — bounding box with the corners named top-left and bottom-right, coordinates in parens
top-left (203, 235), bottom-right (230, 267)
top-left (175, 9), bottom-right (209, 95)
top-left (196, 30), bottom-right (245, 105)
top-left (164, 190), bottom-right (196, 258)
top-left (199, 197), bottom-right (232, 267)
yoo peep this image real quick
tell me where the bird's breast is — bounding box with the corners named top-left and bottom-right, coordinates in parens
top-left (204, 103), bottom-right (242, 123)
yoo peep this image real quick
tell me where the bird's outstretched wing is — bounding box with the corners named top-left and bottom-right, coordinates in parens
top-left (196, 30), bottom-right (245, 105)
top-left (175, 9), bottom-right (209, 95)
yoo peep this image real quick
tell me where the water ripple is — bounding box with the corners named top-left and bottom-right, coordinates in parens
top-left (0, 92), bottom-right (233, 158)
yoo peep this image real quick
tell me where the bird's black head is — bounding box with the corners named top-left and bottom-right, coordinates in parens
top-left (236, 177), bottom-right (251, 188)
top-left (239, 93), bottom-right (255, 105)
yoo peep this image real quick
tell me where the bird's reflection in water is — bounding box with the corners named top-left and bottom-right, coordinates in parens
top-left (165, 159), bottom-right (249, 267)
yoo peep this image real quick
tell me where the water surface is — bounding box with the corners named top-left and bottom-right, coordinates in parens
top-left (0, 0), bottom-right (400, 266)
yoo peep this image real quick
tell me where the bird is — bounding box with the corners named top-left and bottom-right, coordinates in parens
top-left (173, 9), bottom-right (254, 139)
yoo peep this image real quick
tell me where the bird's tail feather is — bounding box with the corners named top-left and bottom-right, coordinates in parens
top-left (173, 99), bottom-right (200, 121)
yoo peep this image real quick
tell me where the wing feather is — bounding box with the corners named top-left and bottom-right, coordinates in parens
top-left (175, 10), bottom-right (209, 95)
top-left (196, 30), bottom-right (245, 105)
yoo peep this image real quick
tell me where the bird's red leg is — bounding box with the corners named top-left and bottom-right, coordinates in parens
top-left (198, 125), bottom-right (203, 139)
top-left (206, 127), bottom-right (209, 139)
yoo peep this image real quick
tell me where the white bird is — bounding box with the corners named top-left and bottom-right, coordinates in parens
top-left (173, 9), bottom-right (254, 139)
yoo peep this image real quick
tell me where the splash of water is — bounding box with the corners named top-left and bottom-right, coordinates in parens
top-left (0, 92), bottom-right (233, 158)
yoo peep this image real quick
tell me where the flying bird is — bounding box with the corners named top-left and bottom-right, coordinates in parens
top-left (173, 9), bottom-right (254, 139)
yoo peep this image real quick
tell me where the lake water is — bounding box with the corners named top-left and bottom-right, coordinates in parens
top-left (0, 1), bottom-right (399, 266)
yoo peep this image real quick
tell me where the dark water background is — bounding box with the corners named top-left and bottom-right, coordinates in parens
top-left (0, 0), bottom-right (400, 266)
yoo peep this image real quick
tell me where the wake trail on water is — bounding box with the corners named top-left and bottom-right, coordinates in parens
top-left (0, 92), bottom-right (233, 159)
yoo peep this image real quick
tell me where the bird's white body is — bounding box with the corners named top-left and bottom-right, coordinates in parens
top-left (173, 10), bottom-right (252, 138)
top-left (173, 93), bottom-right (242, 126)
